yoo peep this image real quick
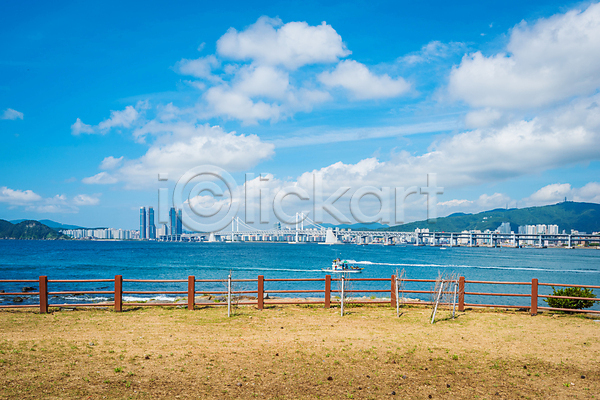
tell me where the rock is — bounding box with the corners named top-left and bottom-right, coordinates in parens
top-left (13, 297), bottom-right (24, 303)
top-left (581, 375), bottom-right (585, 379)
top-left (327, 376), bottom-right (333, 381)
top-left (523, 365), bottom-right (527, 369)
top-left (401, 375), bottom-right (407, 379)
top-left (236, 382), bottom-right (242, 387)
top-left (446, 384), bottom-right (450, 388)
top-left (0, 289), bottom-right (4, 293)
top-left (145, 355), bottom-right (150, 359)
top-left (275, 353), bottom-right (279, 356)
top-left (89, 342), bottom-right (94, 346)
top-left (22, 286), bottom-right (36, 292)
top-left (391, 391), bottom-right (396, 395)
top-left (428, 395), bottom-right (432, 399)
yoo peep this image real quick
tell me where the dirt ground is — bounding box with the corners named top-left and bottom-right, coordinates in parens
top-left (0, 304), bottom-right (598, 399)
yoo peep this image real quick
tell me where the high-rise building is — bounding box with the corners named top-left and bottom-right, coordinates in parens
top-left (148, 207), bottom-right (156, 239)
top-left (177, 209), bottom-right (183, 235)
top-left (497, 222), bottom-right (511, 234)
top-left (140, 207), bottom-right (147, 239)
top-left (169, 207), bottom-right (177, 236)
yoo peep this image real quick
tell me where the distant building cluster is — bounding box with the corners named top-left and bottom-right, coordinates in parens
top-left (61, 228), bottom-right (139, 240)
top-left (140, 206), bottom-right (182, 240)
top-left (517, 224), bottom-right (560, 235)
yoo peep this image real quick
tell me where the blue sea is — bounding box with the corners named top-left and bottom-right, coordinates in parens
top-left (1, 240), bottom-right (599, 309)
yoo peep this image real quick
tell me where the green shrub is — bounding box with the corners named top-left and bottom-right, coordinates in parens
top-left (544, 286), bottom-right (596, 310)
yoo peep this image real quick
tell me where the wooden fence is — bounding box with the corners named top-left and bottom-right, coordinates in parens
top-left (1, 275), bottom-right (599, 315)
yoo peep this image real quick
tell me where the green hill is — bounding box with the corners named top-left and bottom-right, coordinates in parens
top-left (10, 219), bottom-right (86, 230)
top-left (384, 202), bottom-right (600, 233)
top-left (0, 220), bottom-right (67, 240)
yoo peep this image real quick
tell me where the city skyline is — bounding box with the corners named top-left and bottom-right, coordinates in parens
top-left (2, 1), bottom-right (600, 230)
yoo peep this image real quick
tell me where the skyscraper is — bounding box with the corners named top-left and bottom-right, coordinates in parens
top-left (177, 209), bottom-right (183, 235)
top-left (169, 207), bottom-right (177, 236)
top-left (140, 207), bottom-right (147, 239)
top-left (148, 207), bottom-right (156, 239)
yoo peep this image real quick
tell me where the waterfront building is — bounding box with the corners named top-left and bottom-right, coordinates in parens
top-left (169, 207), bottom-right (177, 236)
top-left (148, 207), bottom-right (156, 239)
top-left (177, 209), bottom-right (183, 235)
top-left (140, 207), bottom-right (147, 239)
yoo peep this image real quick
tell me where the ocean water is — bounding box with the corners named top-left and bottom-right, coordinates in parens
top-left (1, 240), bottom-right (599, 309)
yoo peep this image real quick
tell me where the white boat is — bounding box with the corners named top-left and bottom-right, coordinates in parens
top-left (322, 258), bottom-right (364, 273)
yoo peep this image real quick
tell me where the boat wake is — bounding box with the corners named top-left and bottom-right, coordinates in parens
top-left (345, 260), bottom-right (600, 274)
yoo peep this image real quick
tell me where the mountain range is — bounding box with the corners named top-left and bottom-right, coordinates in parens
top-left (0, 220), bottom-right (67, 240)
top-left (383, 201), bottom-right (600, 233)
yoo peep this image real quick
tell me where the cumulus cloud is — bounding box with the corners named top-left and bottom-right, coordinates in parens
top-left (449, 2), bottom-right (600, 109)
top-left (176, 55), bottom-right (221, 81)
top-left (71, 102), bottom-right (147, 135)
top-left (0, 187), bottom-right (98, 213)
top-left (99, 156), bottom-right (124, 170)
top-left (1, 108), bottom-right (24, 120)
top-left (319, 60), bottom-right (411, 100)
top-left (98, 105), bottom-right (140, 131)
top-left (84, 122), bottom-right (275, 188)
top-left (526, 182), bottom-right (600, 205)
top-left (73, 194), bottom-right (101, 206)
top-left (82, 172), bottom-right (119, 185)
top-left (71, 118), bottom-right (94, 135)
top-left (0, 186), bottom-right (42, 205)
top-left (400, 41), bottom-right (465, 65)
top-left (216, 16), bottom-right (350, 69)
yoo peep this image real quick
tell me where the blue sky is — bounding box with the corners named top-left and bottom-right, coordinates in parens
top-left (2, 0), bottom-right (600, 229)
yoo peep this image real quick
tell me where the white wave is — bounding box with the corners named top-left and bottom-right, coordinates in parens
top-left (122, 295), bottom-right (179, 302)
top-left (346, 260), bottom-right (600, 273)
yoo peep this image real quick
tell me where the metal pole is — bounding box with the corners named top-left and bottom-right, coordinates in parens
top-left (452, 280), bottom-right (458, 319)
top-left (396, 276), bottom-right (400, 317)
top-left (340, 274), bottom-right (345, 316)
top-left (431, 279), bottom-right (444, 324)
top-left (227, 273), bottom-right (232, 318)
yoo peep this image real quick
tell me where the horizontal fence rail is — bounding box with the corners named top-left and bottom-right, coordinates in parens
top-left (1, 275), bottom-right (599, 315)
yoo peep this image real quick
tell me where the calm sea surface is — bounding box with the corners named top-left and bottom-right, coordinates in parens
top-left (1, 240), bottom-right (599, 309)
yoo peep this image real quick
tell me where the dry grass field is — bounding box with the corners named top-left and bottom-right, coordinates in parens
top-left (0, 304), bottom-right (599, 399)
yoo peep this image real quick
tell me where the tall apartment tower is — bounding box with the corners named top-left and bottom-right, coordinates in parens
top-left (169, 207), bottom-right (177, 236)
top-left (148, 207), bottom-right (156, 239)
top-left (140, 207), bottom-right (147, 239)
top-left (177, 209), bottom-right (183, 235)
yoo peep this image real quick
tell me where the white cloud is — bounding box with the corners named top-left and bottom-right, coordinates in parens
top-left (464, 108), bottom-right (502, 128)
top-left (73, 194), bottom-right (101, 206)
top-left (98, 105), bottom-right (140, 131)
top-left (0, 186), bottom-right (42, 205)
top-left (526, 182), bottom-right (600, 205)
top-left (71, 118), bottom-right (94, 135)
top-left (234, 64), bottom-right (290, 99)
top-left (449, 3), bottom-right (600, 109)
top-left (216, 16), bottom-right (350, 69)
top-left (82, 172), bottom-right (119, 185)
top-left (1, 108), bottom-right (24, 120)
top-left (0, 187), bottom-right (82, 213)
top-left (204, 86), bottom-right (282, 124)
top-left (100, 156), bottom-right (124, 170)
top-left (86, 123), bottom-right (275, 188)
top-left (319, 60), bottom-right (411, 100)
top-left (400, 41), bottom-right (465, 65)
top-left (176, 55), bottom-right (221, 81)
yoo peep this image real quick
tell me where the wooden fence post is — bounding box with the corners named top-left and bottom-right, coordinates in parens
top-left (188, 276), bottom-right (195, 311)
top-left (257, 275), bottom-right (264, 310)
top-left (531, 278), bottom-right (538, 316)
top-left (390, 275), bottom-right (396, 307)
top-left (325, 275), bottom-right (331, 308)
top-left (39, 276), bottom-right (48, 314)
top-left (458, 276), bottom-right (465, 311)
top-left (114, 275), bottom-right (122, 312)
